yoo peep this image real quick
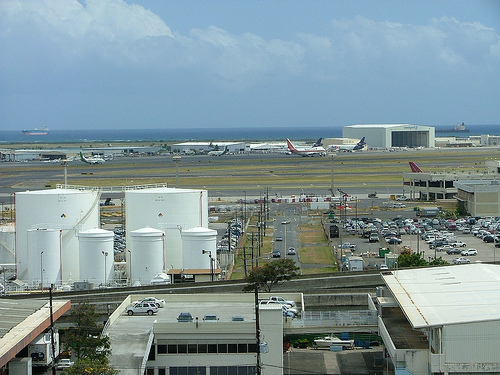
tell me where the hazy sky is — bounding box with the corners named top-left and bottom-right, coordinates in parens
top-left (1, 0), bottom-right (499, 130)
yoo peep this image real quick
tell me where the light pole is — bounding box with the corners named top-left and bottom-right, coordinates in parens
top-left (128, 250), bottom-right (132, 287)
top-left (40, 251), bottom-right (44, 290)
top-left (202, 250), bottom-right (213, 281)
top-left (102, 251), bottom-right (108, 287)
top-left (282, 220), bottom-right (289, 258)
top-left (173, 155), bottom-right (181, 188)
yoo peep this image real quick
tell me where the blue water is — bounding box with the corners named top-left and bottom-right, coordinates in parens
top-left (0, 124), bottom-right (498, 144)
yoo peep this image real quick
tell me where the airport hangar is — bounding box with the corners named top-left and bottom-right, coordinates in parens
top-left (343, 124), bottom-right (435, 149)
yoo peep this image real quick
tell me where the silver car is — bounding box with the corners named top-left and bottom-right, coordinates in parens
top-left (126, 302), bottom-right (159, 316)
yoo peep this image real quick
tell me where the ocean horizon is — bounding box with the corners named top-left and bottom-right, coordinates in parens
top-left (0, 124), bottom-right (498, 144)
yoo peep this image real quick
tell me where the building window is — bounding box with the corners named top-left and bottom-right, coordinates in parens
top-left (208, 344), bottom-right (217, 353)
top-left (217, 344), bottom-right (227, 353)
top-left (157, 342), bottom-right (257, 355)
top-left (167, 344), bottom-right (178, 354)
top-left (171, 367), bottom-right (206, 375)
top-left (178, 344), bottom-right (188, 354)
top-left (159, 369), bottom-right (166, 375)
top-left (146, 369), bottom-right (154, 375)
top-left (157, 344), bottom-right (167, 354)
top-left (210, 367), bottom-right (255, 375)
top-left (188, 344), bottom-right (198, 354)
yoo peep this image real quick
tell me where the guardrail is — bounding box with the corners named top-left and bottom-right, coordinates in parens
top-left (292, 310), bottom-right (377, 327)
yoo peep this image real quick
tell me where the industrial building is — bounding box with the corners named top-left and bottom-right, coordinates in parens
top-left (403, 159), bottom-right (500, 201)
top-left (343, 124), bottom-right (435, 149)
top-left (455, 180), bottom-right (500, 217)
top-left (106, 293), bottom-right (300, 375)
top-left (372, 264), bottom-right (500, 374)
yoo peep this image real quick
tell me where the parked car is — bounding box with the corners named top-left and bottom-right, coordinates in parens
top-left (126, 302), bottom-right (158, 316)
top-left (369, 233), bottom-right (379, 243)
top-left (446, 248), bottom-right (462, 255)
top-left (453, 257), bottom-right (471, 264)
top-left (269, 295), bottom-right (296, 307)
top-left (450, 241), bottom-right (467, 247)
top-left (231, 315), bottom-right (245, 322)
top-left (386, 237), bottom-right (402, 245)
top-left (203, 314), bottom-right (219, 322)
top-left (260, 300), bottom-right (300, 316)
top-left (135, 297), bottom-right (165, 308)
top-left (461, 248), bottom-right (478, 256)
top-left (56, 359), bottom-right (74, 370)
top-left (177, 312), bottom-right (194, 322)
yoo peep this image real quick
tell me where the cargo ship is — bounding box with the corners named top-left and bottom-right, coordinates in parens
top-left (22, 126), bottom-right (49, 135)
top-left (435, 122), bottom-right (469, 133)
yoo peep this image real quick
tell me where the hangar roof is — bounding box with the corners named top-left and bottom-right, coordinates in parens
top-left (345, 124), bottom-right (432, 129)
top-left (382, 264), bottom-right (500, 329)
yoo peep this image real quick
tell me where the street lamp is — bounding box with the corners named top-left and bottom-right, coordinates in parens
top-left (40, 251), bottom-right (44, 290)
top-left (102, 251), bottom-right (108, 287)
top-left (173, 155), bottom-right (181, 188)
top-left (202, 250), bottom-right (214, 281)
top-left (128, 250), bottom-right (132, 287)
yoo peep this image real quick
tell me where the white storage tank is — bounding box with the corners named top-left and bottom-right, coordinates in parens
top-left (0, 225), bottom-right (15, 265)
top-left (26, 228), bottom-right (62, 288)
top-left (125, 187), bottom-right (208, 269)
top-left (181, 227), bottom-right (217, 269)
top-left (78, 228), bottom-right (114, 287)
top-left (15, 188), bottom-right (100, 284)
top-left (129, 227), bottom-right (165, 286)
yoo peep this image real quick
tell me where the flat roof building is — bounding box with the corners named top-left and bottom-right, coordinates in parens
top-left (343, 124), bottom-right (435, 149)
top-left (455, 180), bottom-right (500, 217)
top-left (372, 264), bottom-right (500, 374)
top-left (106, 293), bottom-right (302, 375)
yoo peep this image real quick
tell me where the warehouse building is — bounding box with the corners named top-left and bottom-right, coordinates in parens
top-left (343, 124), bottom-right (435, 149)
top-left (455, 180), bottom-right (500, 217)
top-left (371, 264), bottom-right (500, 374)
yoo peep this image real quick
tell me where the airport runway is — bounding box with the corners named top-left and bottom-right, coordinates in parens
top-left (0, 147), bottom-right (496, 203)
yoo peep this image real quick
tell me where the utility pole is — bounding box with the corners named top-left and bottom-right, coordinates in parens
top-left (254, 286), bottom-right (261, 375)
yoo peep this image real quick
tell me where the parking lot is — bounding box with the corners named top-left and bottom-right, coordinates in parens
top-left (333, 213), bottom-right (500, 270)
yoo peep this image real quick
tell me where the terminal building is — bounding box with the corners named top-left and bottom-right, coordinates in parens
top-left (371, 264), bottom-right (500, 374)
top-left (402, 159), bottom-right (500, 202)
top-left (343, 124), bottom-right (435, 149)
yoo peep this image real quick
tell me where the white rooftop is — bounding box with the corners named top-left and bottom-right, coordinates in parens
top-left (382, 264), bottom-right (500, 329)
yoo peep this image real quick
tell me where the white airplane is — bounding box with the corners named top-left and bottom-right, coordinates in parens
top-left (208, 146), bottom-right (229, 156)
top-left (286, 138), bottom-right (326, 157)
top-left (330, 137), bottom-right (366, 152)
top-left (80, 152), bottom-right (105, 164)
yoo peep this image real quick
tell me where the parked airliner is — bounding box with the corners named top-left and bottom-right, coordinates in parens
top-left (331, 137), bottom-right (366, 152)
top-left (80, 152), bottom-right (105, 164)
top-left (286, 138), bottom-right (326, 157)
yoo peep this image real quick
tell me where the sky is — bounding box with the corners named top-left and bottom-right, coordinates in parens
top-left (1, 0), bottom-right (499, 131)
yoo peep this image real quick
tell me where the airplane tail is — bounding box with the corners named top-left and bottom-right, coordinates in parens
top-left (357, 137), bottom-right (366, 146)
top-left (286, 138), bottom-right (297, 152)
top-left (313, 138), bottom-right (323, 147)
top-left (80, 152), bottom-right (88, 163)
top-left (409, 161), bottom-right (423, 173)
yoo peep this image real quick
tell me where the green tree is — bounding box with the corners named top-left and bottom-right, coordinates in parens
top-left (62, 358), bottom-right (118, 375)
top-left (243, 258), bottom-right (300, 292)
top-left (429, 257), bottom-right (450, 266)
top-left (396, 252), bottom-right (428, 268)
top-left (62, 303), bottom-right (112, 361)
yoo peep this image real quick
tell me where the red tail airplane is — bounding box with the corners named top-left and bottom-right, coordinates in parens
top-left (409, 161), bottom-right (423, 173)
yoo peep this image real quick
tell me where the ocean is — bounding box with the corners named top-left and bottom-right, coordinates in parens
top-left (0, 124), bottom-right (498, 144)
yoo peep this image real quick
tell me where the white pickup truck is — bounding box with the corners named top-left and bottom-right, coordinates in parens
top-left (268, 296), bottom-right (296, 307)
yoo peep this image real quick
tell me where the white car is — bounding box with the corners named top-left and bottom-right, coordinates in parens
top-left (138, 297), bottom-right (165, 308)
top-left (461, 248), bottom-right (478, 256)
top-left (56, 359), bottom-right (74, 370)
top-left (126, 301), bottom-right (159, 316)
top-left (453, 257), bottom-right (471, 264)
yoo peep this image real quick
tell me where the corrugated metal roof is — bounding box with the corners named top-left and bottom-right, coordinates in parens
top-left (382, 264), bottom-right (500, 329)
